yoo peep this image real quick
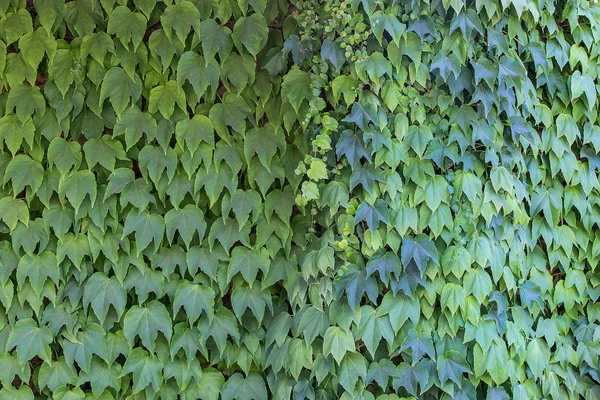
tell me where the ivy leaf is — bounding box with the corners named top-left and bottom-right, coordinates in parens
top-left (222, 189), bottom-right (262, 229)
top-left (165, 205), bottom-right (207, 249)
top-left (107, 6), bottom-right (146, 51)
top-left (349, 164), bottom-right (385, 194)
top-left (173, 281), bottom-right (215, 324)
top-left (208, 217), bottom-right (251, 253)
top-left (297, 307), bottom-right (329, 346)
top-left (2, 156), bottom-right (44, 198)
top-left (0, 386), bottom-right (35, 400)
top-left (148, 80), bottom-right (187, 119)
top-left (176, 115), bottom-right (214, 156)
top-left (63, 324), bottom-right (108, 372)
top-left (321, 39), bottom-right (346, 71)
top-left (336, 264), bottom-right (379, 310)
top-left (58, 170), bottom-right (97, 213)
top-left (3, 10), bottom-right (33, 45)
top-left (161, 0), bottom-right (201, 44)
top-left (355, 199), bottom-right (389, 231)
top-left (338, 353), bottom-right (367, 392)
top-left (332, 75), bottom-right (359, 106)
top-left (370, 11), bottom-right (405, 45)
top-left (123, 300), bottom-right (172, 352)
top-left (16, 251), bottom-right (60, 296)
top-left (221, 373), bottom-right (267, 400)
top-left (570, 70), bottom-right (596, 110)
top-left (366, 250), bottom-right (401, 285)
top-left (526, 338), bottom-right (549, 378)
top-left (401, 234), bottom-right (439, 276)
top-left (177, 51), bottom-right (220, 99)
top-left (200, 19), bottom-right (233, 65)
top-left (437, 350), bottom-right (471, 386)
top-left (6, 318), bottom-right (53, 366)
top-left (201, 306), bottom-right (240, 355)
top-left (113, 106), bottom-right (158, 150)
top-left (400, 329), bottom-right (436, 362)
top-left (336, 131), bottom-right (370, 166)
top-left (83, 272), bottom-right (127, 324)
top-left (0, 198), bottom-right (29, 231)
top-left (80, 32), bottom-right (114, 64)
top-left (355, 52), bottom-right (392, 85)
top-left (122, 210), bottom-right (165, 255)
top-left (393, 361), bottom-right (430, 396)
top-left (244, 125), bottom-right (286, 171)
top-left (83, 135), bottom-right (127, 171)
top-left (118, 348), bottom-right (164, 394)
top-left (0, 115), bottom-right (35, 155)
top-left (282, 69), bottom-right (312, 113)
top-left (48, 137), bottom-right (82, 175)
top-left (100, 67), bottom-right (142, 117)
top-left (227, 247), bottom-right (269, 286)
top-left (323, 326), bottom-right (355, 364)
top-left (231, 285), bottom-right (272, 324)
top-left (233, 13), bottom-right (268, 58)
top-left (6, 83), bottom-right (46, 122)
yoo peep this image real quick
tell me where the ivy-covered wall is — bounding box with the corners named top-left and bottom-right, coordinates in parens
top-left (0, 0), bottom-right (599, 399)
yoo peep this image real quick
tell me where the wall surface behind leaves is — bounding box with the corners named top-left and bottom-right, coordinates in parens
top-left (0, 0), bottom-right (599, 399)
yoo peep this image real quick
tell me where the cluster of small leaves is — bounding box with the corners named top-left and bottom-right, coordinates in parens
top-left (1, 0), bottom-right (600, 398)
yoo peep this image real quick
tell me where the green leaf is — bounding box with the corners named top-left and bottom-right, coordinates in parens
top-left (222, 189), bottom-right (262, 229)
top-left (570, 70), bottom-right (596, 110)
top-left (148, 80), bottom-right (187, 119)
top-left (83, 272), bottom-right (127, 324)
top-left (118, 348), bottom-right (164, 394)
top-left (173, 281), bottom-right (215, 324)
top-left (227, 247), bottom-right (269, 286)
top-left (48, 137), bottom-right (82, 175)
top-left (526, 338), bottom-right (549, 379)
top-left (232, 13), bottom-right (268, 58)
top-left (161, 0), bottom-right (201, 43)
top-left (401, 234), bottom-right (439, 276)
top-left (122, 210), bottom-right (165, 254)
top-left (366, 250), bottom-right (401, 285)
top-left (17, 251), bottom-right (60, 297)
top-left (201, 306), bottom-right (240, 355)
top-left (58, 170), bottom-right (97, 213)
top-left (100, 67), bottom-right (143, 117)
top-left (165, 204), bottom-right (207, 249)
top-left (123, 300), bottom-right (172, 352)
top-left (6, 318), bottom-right (53, 366)
top-left (244, 125), bottom-right (286, 171)
top-left (83, 135), bottom-right (127, 171)
top-left (107, 6), bottom-right (146, 50)
top-left (221, 372), bottom-right (267, 400)
top-left (231, 285), bottom-right (272, 324)
top-left (63, 324), bottom-right (108, 372)
top-left (282, 69), bottom-right (312, 113)
top-left (6, 83), bottom-right (46, 122)
top-left (338, 353), bottom-right (367, 392)
top-left (332, 75), bottom-right (359, 106)
top-left (0, 197), bottom-right (29, 231)
top-left (323, 326), bottom-right (355, 364)
top-left (113, 106), bottom-right (158, 150)
top-left (370, 12), bottom-right (405, 45)
top-left (437, 350), bottom-right (471, 386)
top-left (200, 19), bottom-right (233, 64)
top-left (355, 52), bottom-right (392, 85)
top-left (0, 386), bottom-right (34, 400)
top-left (3, 10), bottom-right (33, 45)
top-left (0, 114), bottom-right (35, 155)
top-left (177, 51), bottom-right (220, 99)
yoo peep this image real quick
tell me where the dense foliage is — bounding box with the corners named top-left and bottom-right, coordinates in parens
top-left (1, 0), bottom-right (600, 398)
